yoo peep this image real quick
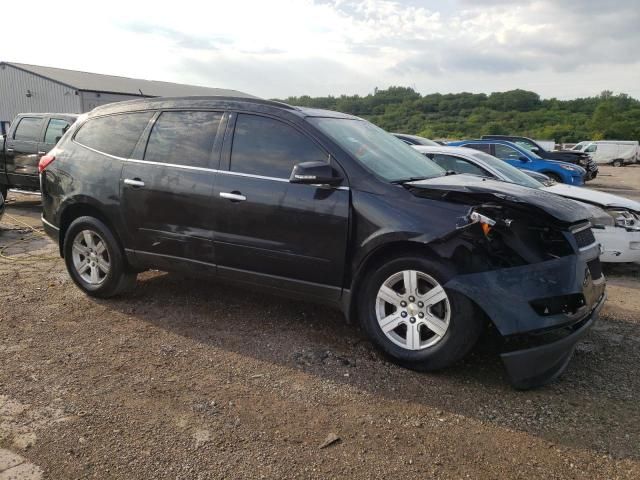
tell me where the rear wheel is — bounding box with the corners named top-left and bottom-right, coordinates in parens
top-left (63, 216), bottom-right (136, 298)
top-left (358, 256), bottom-right (483, 371)
top-left (0, 185), bottom-right (7, 200)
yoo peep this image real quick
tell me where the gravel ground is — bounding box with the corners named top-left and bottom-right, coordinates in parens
top-left (1, 166), bottom-right (639, 479)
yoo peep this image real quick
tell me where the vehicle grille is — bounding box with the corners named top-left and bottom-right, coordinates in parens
top-left (573, 227), bottom-right (596, 249)
top-left (587, 258), bottom-right (603, 280)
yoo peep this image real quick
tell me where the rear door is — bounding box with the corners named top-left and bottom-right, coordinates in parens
top-left (212, 112), bottom-right (350, 300)
top-left (4, 116), bottom-right (45, 189)
top-left (120, 110), bottom-right (225, 272)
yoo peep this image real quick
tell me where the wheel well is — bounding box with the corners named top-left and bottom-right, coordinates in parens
top-left (347, 241), bottom-right (439, 322)
top-left (58, 204), bottom-right (122, 257)
top-left (347, 241), bottom-right (492, 330)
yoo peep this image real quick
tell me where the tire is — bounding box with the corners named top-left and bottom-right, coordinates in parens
top-left (546, 172), bottom-right (563, 183)
top-left (358, 255), bottom-right (483, 371)
top-left (0, 185), bottom-right (7, 200)
top-left (63, 216), bottom-right (136, 298)
top-left (612, 159), bottom-right (623, 167)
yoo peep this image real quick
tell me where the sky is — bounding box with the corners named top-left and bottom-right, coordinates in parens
top-left (3, 0), bottom-right (640, 100)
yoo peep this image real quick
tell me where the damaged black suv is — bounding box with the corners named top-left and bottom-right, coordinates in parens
top-left (40, 97), bottom-right (606, 389)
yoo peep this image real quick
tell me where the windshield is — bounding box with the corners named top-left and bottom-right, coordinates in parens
top-left (308, 118), bottom-right (445, 182)
top-left (469, 151), bottom-right (544, 189)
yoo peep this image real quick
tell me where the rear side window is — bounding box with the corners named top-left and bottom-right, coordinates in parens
top-left (230, 114), bottom-right (327, 178)
top-left (13, 117), bottom-right (43, 141)
top-left (144, 111), bottom-right (223, 168)
top-left (464, 143), bottom-right (491, 154)
top-left (74, 112), bottom-right (154, 158)
top-left (44, 119), bottom-right (71, 144)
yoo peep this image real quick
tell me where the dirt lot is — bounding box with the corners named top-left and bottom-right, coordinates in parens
top-left (1, 166), bottom-right (639, 479)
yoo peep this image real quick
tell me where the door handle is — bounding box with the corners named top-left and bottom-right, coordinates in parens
top-left (219, 191), bottom-right (246, 202)
top-left (6, 148), bottom-right (14, 153)
top-left (124, 178), bottom-right (145, 188)
top-left (38, 151), bottom-right (46, 155)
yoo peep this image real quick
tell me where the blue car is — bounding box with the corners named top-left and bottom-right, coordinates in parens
top-left (447, 139), bottom-right (586, 185)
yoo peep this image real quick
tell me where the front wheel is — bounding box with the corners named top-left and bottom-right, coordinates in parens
top-left (0, 185), bottom-right (7, 200)
top-left (546, 172), bottom-right (563, 183)
top-left (63, 216), bottom-right (136, 298)
top-left (612, 159), bottom-right (623, 167)
top-left (358, 256), bottom-right (483, 371)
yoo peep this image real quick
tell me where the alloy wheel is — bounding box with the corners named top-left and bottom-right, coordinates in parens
top-left (375, 270), bottom-right (451, 350)
top-left (71, 230), bottom-right (111, 286)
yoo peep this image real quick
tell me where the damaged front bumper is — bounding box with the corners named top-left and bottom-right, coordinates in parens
top-left (444, 242), bottom-right (606, 389)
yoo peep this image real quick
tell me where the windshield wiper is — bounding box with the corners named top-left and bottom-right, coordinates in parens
top-left (391, 172), bottom-right (451, 184)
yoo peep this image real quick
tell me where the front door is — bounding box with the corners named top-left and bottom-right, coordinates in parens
top-left (121, 110), bottom-right (225, 272)
top-left (212, 113), bottom-right (350, 300)
top-left (5, 116), bottom-right (44, 189)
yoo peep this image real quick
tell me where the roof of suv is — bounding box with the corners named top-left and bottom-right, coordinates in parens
top-left (91, 96), bottom-right (359, 120)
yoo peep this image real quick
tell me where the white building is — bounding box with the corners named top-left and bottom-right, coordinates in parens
top-left (0, 62), bottom-right (253, 134)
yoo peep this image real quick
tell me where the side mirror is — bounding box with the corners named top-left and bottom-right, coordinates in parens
top-left (530, 147), bottom-right (539, 152)
top-left (519, 156), bottom-right (529, 162)
top-left (289, 161), bottom-right (343, 186)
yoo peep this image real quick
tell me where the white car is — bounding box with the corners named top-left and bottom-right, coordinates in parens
top-left (413, 145), bottom-right (640, 263)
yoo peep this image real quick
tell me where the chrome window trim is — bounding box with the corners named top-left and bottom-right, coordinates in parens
top-left (126, 157), bottom-right (215, 173)
top-left (69, 148), bottom-right (350, 190)
top-left (73, 140), bottom-right (128, 162)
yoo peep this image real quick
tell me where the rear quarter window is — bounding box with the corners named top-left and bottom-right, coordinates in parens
top-left (13, 117), bottom-right (44, 141)
top-left (74, 112), bottom-right (154, 158)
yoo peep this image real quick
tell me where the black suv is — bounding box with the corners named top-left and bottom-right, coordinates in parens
top-left (0, 113), bottom-right (78, 197)
top-left (41, 97), bottom-right (606, 389)
top-left (481, 135), bottom-right (598, 180)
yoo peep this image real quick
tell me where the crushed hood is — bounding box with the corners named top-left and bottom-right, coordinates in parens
top-left (543, 183), bottom-right (640, 212)
top-left (407, 174), bottom-right (591, 224)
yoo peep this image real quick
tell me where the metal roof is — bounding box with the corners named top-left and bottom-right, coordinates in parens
top-left (1, 61), bottom-right (256, 98)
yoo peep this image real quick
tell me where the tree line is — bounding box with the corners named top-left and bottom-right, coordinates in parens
top-left (278, 88), bottom-right (640, 142)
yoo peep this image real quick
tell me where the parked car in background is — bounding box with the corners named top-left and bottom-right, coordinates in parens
top-left (392, 133), bottom-right (439, 146)
top-left (575, 141), bottom-right (639, 167)
top-left (414, 145), bottom-right (640, 263)
top-left (0, 113), bottom-right (78, 198)
top-left (447, 139), bottom-right (586, 185)
top-left (40, 96), bottom-right (605, 389)
top-left (481, 135), bottom-right (598, 180)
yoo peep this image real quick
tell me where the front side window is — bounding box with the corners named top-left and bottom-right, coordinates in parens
top-left (13, 117), bottom-right (43, 141)
top-left (231, 114), bottom-right (328, 178)
top-left (584, 144), bottom-right (597, 153)
top-left (514, 139), bottom-right (539, 152)
top-left (144, 111), bottom-right (223, 168)
top-left (494, 144), bottom-right (522, 160)
top-left (44, 119), bottom-right (71, 144)
top-left (308, 117), bottom-right (444, 182)
top-left (74, 112), bottom-right (154, 158)
top-left (432, 154), bottom-right (488, 176)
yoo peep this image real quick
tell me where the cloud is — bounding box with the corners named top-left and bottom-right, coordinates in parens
top-left (2, 0), bottom-right (639, 99)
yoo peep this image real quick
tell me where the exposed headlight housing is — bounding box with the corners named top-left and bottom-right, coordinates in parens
top-left (607, 209), bottom-right (640, 231)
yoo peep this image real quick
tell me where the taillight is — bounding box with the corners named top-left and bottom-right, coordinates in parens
top-left (38, 155), bottom-right (55, 173)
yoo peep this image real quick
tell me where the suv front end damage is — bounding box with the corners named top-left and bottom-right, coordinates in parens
top-left (406, 175), bottom-right (607, 388)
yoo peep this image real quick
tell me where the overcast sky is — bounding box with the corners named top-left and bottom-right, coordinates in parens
top-left (3, 0), bottom-right (639, 99)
